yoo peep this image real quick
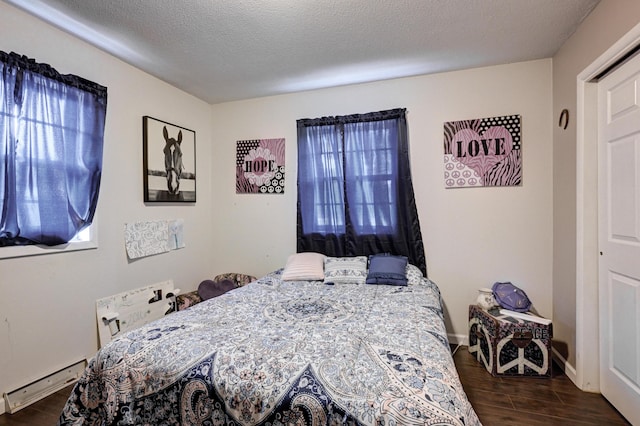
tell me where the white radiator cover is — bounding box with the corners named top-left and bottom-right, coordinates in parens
top-left (3, 359), bottom-right (85, 414)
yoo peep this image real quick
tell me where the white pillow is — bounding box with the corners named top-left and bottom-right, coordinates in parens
top-left (281, 252), bottom-right (326, 281)
top-left (323, 256), bottom-right (367, 285)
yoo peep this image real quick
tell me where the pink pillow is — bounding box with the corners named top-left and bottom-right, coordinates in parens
top-left (281, 252), bottom-right (326, 281)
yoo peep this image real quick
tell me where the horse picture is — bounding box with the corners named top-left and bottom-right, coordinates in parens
top-left (143, 116), bottom-right (196, 202)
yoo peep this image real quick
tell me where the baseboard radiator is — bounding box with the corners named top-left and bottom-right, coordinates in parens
top-left (2, 359), bottom-right (86, 414)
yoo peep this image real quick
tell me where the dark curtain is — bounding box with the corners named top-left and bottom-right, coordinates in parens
top-left (0, 51), bottom-right (107, 246)
top-left (296, 108), bottom-right (427, 276)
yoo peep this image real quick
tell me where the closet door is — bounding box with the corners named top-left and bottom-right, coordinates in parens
top-left (598, 51), bottom-right (640, 426)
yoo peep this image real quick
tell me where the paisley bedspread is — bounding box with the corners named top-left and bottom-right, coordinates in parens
top-left (58, 266), bottom-right (481, 425)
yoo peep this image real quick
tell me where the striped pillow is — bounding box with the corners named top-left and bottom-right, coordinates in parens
top-left (281, 252), bottom-right (326, 281)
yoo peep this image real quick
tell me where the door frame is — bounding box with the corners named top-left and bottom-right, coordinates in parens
top-left (576, 21), bottom-right (640, 392)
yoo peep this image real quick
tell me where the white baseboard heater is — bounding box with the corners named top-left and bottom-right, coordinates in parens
top-left (3, 359), bottom-right (86, 414)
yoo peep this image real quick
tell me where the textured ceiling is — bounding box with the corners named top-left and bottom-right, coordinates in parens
top-left (6, 0), bottom-right (600, 104)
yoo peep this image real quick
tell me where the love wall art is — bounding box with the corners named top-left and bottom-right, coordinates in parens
top-left (443, 114), bottom-right (521, 188)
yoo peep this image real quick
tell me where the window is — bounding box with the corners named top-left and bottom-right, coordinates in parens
top-left (0, 51), bottom-right (107, 251)
top-left (296, 108), bottom-right (427, 275)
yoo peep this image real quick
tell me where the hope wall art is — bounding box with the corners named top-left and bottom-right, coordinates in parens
top-left (236, 138), bottom-right (285, 194)
top-left (443, 115), bottom-right (521, 188)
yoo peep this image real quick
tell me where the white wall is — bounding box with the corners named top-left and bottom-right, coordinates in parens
top-left (210, 59), bottom-right (553, 342)
top-left (0, 3), bottom-right (214, 394)
top-left (552, 0), bottom-right (640, 378)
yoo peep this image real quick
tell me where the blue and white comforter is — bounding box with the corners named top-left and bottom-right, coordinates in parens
top-left (58, 266), bottom-right (480, 425)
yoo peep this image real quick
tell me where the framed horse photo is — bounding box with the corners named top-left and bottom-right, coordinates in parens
top-left (143, 116), bottom-right (196, 203)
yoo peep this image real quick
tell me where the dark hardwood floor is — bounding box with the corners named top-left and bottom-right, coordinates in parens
top-left (0, 383), bottom-right (74, 426)
top-left (453, 345), bottom-right (631, 425)
top-left (0, 346), bottom-right (631, 425)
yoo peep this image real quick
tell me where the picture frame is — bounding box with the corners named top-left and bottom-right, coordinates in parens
top-left (443, 114), bottom-right (521, 188)
top-left (236, 138), bottom-right (285, 194)
top-left (143, 116), bottom-right (196, 202)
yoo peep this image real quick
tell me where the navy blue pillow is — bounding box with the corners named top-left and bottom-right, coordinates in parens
top-left (366, 254), bottom-right (408, 286)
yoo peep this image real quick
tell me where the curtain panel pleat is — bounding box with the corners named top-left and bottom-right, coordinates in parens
top-left (296, 109), bottom-right (427, 276)
top-left (0, 51), bottom-right (107, 246)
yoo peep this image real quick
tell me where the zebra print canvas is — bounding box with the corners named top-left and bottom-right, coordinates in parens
top-left (236, 138), bottom-right (285, 194)
top-left (444, 114), bottom-right (521, 188)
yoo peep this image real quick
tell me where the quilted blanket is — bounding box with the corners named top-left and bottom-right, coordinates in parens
top-left (58, 266), bottom-right (480, 425)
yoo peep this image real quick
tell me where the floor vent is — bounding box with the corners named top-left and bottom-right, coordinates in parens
top-left (3, 359), bottom-right (86, 414)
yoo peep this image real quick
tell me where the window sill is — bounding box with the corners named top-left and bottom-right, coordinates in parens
top-left (0, 225), bottom-right (98, 260)
top-left (0, 239), bottom-right (98, 260)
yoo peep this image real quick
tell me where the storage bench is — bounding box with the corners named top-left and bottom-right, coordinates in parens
top-left (468, 304), bottom-right (553, 378)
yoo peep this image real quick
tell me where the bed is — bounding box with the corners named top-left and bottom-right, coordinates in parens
top-left (58, 258), bottom-right (480, 425)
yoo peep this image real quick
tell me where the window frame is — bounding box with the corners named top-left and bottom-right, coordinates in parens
top-left (298, 121), bottom-right (399, 237)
